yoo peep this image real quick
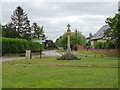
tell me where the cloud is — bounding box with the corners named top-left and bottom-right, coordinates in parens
top-left (1, 1), bottom-right (119, 41)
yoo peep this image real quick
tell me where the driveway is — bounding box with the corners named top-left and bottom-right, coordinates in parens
top-left (1, 50), bottom-right (61, 62)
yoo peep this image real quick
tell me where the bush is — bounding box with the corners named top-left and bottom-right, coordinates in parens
top-left (95, 42), bottom-right (104, 49)
top-left (105, 41), bottom-right (115, 49)
top-left (2, 37), bottom-right (44, 55)
top-left (95, 41), bottom-right (115, 49)
top-left (86, 41), bottom-right (91, 49)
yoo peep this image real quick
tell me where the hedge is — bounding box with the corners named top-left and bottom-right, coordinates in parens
top-left (95, 41), bottom-right (115, 49)
top-left (2, 37), bottom-right (44, 55)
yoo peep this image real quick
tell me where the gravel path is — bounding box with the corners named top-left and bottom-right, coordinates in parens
top-left (1, 50), bottom-right (61, 62)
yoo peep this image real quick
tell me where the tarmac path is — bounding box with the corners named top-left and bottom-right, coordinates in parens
top-left (1, 50), bottom-right (61, 62)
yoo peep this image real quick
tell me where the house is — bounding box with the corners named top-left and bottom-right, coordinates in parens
top-left (90, 25), bottom-right (109, 48)
top-left (44, 40), bottom-right (55, 49)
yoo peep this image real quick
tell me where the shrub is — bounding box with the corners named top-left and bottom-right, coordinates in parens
top-left (95, 41), bottom-right (115, 49)
top-left (95, 42), bottom-right (104, 49)
top-left (105, 41), bottom-right (115, 49)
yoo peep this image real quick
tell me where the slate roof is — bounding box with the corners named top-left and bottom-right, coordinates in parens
top-left (90, 25), bottom-right (109, 40)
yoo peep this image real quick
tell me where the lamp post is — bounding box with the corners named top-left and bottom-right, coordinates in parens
top-left (40, 42), bottom-right (42, 58)
top-left (33, 38), bottom-right (45, 59)
top-left (39, 36), bottom-right (42, 59)
top-left (67, 24), bottom-right (71, 53)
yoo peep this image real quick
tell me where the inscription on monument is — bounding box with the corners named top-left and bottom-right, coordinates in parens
top-left (25, 50), bottom-right (31, 59)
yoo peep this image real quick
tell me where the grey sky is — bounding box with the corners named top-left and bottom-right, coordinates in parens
top-left (1, 1), bottom-right (119, 41)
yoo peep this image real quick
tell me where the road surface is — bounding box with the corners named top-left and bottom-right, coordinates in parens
top-left (1, 50), bottom-right (61, 62)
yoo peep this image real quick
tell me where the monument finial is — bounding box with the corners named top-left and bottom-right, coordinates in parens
top-left (67, 24), bottom-right (71, 30)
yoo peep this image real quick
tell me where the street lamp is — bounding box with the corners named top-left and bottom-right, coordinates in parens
top-left (32, 37), bottom-right (45, 59)
top-left (39, 36), bottom-right (42, 59)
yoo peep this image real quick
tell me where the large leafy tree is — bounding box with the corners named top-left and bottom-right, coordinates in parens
top-left (55, 31), bottom-right (86, 50)
top-left (105, 13), bottom-right (120, 49)
top-left (11, 6), bottom-right (31, 39)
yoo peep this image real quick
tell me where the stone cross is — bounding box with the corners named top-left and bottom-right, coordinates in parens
top-left (67, 24), bottom-right (71, 53)
top-left (67, 24), bottom-right (71, 30)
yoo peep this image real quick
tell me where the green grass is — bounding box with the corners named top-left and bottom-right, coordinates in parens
top-left (2, 56), bottom-right (118, 88)
top-left (2, 56), bottom-right (118, 67)
top-left (57, 50), bottom-right (118, 57)
top-left (75, 51), bottom-right (118, 57)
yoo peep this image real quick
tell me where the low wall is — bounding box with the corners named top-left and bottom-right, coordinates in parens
top-left (77, 45), bottom-right (86, 50)
top-left (88, 49), bottom-right (119, 55)
top-left (77, 48), bottom-right (120, 55)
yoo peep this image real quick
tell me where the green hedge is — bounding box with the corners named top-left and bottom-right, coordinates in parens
top-left (95, 41), bottom-right (115, 49)
top-left (2, 37), bottom-right (44, 54)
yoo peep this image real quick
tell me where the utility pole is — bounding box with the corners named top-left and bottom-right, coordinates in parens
top-left (118, 1), bottom-right (120, 14)
top-left (75, 29), bottom-right (78, 46)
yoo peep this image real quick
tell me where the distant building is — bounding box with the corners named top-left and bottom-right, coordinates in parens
top-left (90, 25), bottom-right (109, 48)
top-left (44, 40), bottom-right (55, 49)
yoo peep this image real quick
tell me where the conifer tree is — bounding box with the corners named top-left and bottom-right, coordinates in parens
top-left (11, 6), bottom-right (31, 39)
top-left (31, 22), bottom-right (47, 40)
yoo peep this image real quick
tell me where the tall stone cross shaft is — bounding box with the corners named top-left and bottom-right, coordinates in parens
top-left (67, 24), bottom-right (71, 53)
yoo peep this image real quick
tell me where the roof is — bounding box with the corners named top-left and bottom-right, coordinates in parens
top-left (90, 25), bottom-right (109, 40)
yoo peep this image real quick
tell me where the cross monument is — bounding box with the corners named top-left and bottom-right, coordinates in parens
top-left (67, 24), bottom-right (71, 53)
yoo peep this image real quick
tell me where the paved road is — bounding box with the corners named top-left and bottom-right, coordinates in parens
top-left (1, 50), bottom-right (61, 62)
top-left (43, 50), bottom-right (62, 56)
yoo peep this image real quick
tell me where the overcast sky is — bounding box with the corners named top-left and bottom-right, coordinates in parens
top-left (1, 1), bottom-right (119, 41)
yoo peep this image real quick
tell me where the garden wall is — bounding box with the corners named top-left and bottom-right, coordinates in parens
top-left (77, 46), bottom-right (120, 55)
top-left (77, 45), bottom-right (86, 50)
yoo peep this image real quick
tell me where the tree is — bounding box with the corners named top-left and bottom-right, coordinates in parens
top-left (11, 6), bottom-right (31, 39)
top-left (0, 24), bottom-right (2, 37)
top-left (89, 33), bottom-right (93, 38)
top-left (22, 20), bottom-right (32, 40)
top-left (2, 23), bottom-right (19, 38)
top-left (31, 22), bottom-right (38, 38)
top-left (105, 13), bottom-right (120, 49)
top-left (31, 22), bottom-right (47, 40)
top-left (85, 33), bottom-right (93, 49)
top-left (39, 26), bottom-right (47, 40)
top-left (55, 31), bottom-right (86, 50)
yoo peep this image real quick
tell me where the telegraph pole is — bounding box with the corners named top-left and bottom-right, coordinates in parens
top-left (75, 29), bottom-right (78, 46)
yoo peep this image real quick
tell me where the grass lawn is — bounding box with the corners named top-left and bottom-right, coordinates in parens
top-left (75, 51), bottom-right (119, 57)
top-left (57, 50), bottom-right (119, 57)
top-left (2, 56), bottom-right (118, 88)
